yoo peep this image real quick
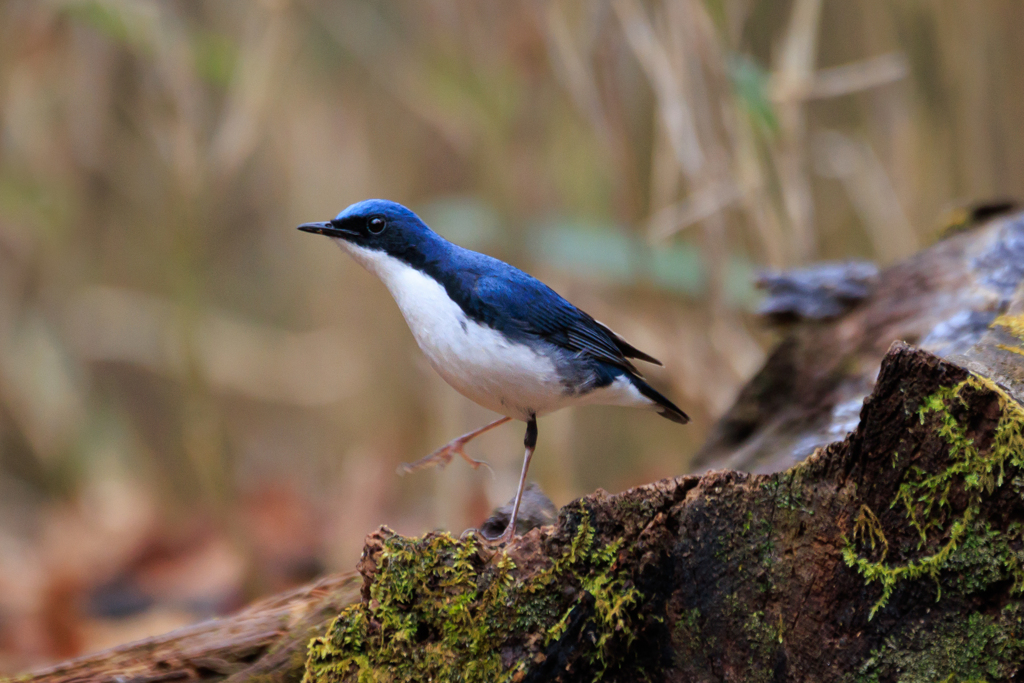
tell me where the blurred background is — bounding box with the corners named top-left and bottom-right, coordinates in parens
top-left (2, 0), bottom-right (1024, 671)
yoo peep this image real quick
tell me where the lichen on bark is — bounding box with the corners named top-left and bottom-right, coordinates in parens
top-left (303, 506), bottom-right (648, 683)
top-left (843, 376), bottom-right (1024, 618)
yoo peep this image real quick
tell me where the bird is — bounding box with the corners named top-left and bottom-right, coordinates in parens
top-left (298, 199), bottom-right (688, 544)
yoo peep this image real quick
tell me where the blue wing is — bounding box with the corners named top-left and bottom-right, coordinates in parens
top-left (458, 259), bottom-right (661, 375)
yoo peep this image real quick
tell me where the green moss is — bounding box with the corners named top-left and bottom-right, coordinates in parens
top-left (671, 606), bottom-right (719, 674)
top-left (674, 607), bottom-right (701, 638)
top-left (849, 504), bottom-right (889, 561)
top-left (993, 314), bottom-right (1024, 357)
top-left (855, 606), bottom-right (1024, 682)
top-left (742, 610), bottom-right (784, 683)
top-left (842, 377), bottom-right (1024, 618)
top-left (303, 509), bottom-right (643, 683)
top-left (996, 343), bottom-right (1024, 358)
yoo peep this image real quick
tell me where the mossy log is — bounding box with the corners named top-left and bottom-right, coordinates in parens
top-left (21, 342), bottom-right (1024, 682)
top-left (18, 210), bottom-right (1024, 682)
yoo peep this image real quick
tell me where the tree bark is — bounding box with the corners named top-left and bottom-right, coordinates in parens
top-left (696, 210), bottom-right (1024, 474)
top-left (22, 572), bottom-right (361, 683)
top-left (299, 343), bottom-right (1024, 682)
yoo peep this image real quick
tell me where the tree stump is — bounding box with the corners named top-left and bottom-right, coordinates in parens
top-left (300, 343), bottom-right (1024, 682)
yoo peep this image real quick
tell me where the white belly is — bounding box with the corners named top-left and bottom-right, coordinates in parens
top-left (399, 279), bottom-right (565, 419)
top-left (337, 241), bottom-right (573, 420)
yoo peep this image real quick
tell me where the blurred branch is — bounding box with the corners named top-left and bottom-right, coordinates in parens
top-left (209, 4), bottom-right (295, 180)
top-left (612, 0), bottom-right (704, 176)
top-left (803, 52), bottom-right (909, 100)
top-left (772, 0), bottom-right (823, 101)
top-left (646, 180), bottom-right (741, 242)
top-left (813, 130), bottom-right (917, 259)
top-left (770, 0), bottom-right (823, 262)
top-left (0, 314), bottom-right (86, 464)
top-left (311, 1), bottom-right (476, 154)
top-left (541, 1), bottom-right (613, 147)
top-left (22, 571), bottom-right (360, 683)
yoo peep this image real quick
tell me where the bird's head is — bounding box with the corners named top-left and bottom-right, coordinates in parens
top-left (298, 199), bottom-right (440, 266)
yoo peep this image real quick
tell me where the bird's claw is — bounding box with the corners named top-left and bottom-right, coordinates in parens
top-left (493, 528), bottom-right (516, 545)
top-left (458, 448), bottom-right (495, 478)
top-left (397, 441), bottom-right (494, 478)
top-left (477, 528), bottom-right (515, 546)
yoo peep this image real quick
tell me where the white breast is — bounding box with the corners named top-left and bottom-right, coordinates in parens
top-left (336, 240), bottom-right (575, 420)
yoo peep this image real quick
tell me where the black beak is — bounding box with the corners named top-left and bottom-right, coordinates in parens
top-left (297, 221), bottom-right (353, 238)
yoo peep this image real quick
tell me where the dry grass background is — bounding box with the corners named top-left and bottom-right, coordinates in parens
top-left (1, 0), bottom-right (1023, 671)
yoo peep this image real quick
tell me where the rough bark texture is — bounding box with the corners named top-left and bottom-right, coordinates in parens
top-left (19, 572), bottom-right (361, 683)
top-left (300, 343), bottom-right (1024, 682)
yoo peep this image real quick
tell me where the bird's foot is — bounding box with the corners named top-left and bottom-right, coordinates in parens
top-left (491, 524), bottom-right (516, 546)
top-left (459, 527), bottom-right (510, 548)
top-left (476, 519), bottom-right (516, 546)
top-left (397, 439), bottom-right (494, 476)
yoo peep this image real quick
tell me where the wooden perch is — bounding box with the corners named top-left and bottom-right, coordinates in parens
top-left (18, 213), bottom-right (1024, 682)
top-left (22, 573), bottom-right (361, 683)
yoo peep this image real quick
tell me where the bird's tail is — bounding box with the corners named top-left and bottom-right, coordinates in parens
top-left (629, 375), bottom-right (690, 424)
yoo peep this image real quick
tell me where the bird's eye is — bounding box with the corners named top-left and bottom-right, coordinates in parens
top-left (368, 216), bottom-right (387, 234)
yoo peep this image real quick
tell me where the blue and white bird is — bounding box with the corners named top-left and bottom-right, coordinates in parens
top-left (299, 199), bottom-right (688, 544)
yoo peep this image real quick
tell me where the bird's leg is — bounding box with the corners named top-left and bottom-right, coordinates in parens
top-left (398, 416), bottom-right (512, 475)
top-left (495, 417), bottom-right (537, 545)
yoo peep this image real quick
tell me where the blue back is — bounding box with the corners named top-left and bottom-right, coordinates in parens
top-left (332, 200), bottom-right (656, 374)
